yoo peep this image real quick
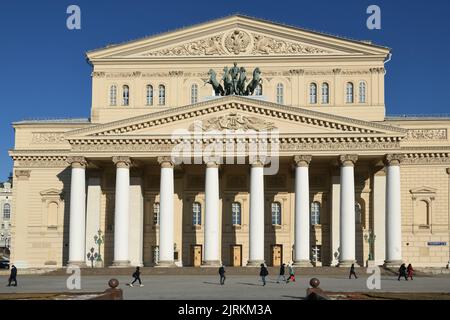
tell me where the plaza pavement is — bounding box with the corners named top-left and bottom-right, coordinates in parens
top-left (0, 274), bottom-right (449, 300)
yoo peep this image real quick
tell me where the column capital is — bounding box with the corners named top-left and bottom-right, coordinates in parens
top-left (15, 169), bottom-right (31, 180)
top-left (249, 156), bottom-right (267, 167)
top-left (158, 156), bottom-right (175, 168)
top-left (339, 154), bottom-right (358, 167)
top-left (205, 160), bottom-right (220, 168)
top-left (67, 156), bottom-right (87, 169)
top-left (294, 155), bottom-right (312, 167)
top-left (385, 154), bottom-right (405, 166)
top-left (112, 156), bottom-right (131, 168)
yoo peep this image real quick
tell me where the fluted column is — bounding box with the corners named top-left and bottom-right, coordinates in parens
top-left (247, 159), bottom-right (265, 266)
top-left (384, 154), bottom-right (404, 267)
top-left (157, 157), bottom-right (175, 267)
top-left (338, 155), bottom-right (358, 267)
top-left (203, 161), bottom-right (221, 266)
top-left (293, 155), bottom-right (312, 267)
top-left (68, 156), bottom-right (87, 267)
top-left (112, 156), bottom-right (131, 267)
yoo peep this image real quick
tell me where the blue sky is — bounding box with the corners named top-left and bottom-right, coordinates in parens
top-left (0, 0), bottom-right (449, 181)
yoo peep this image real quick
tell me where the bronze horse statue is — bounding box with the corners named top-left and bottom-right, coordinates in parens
top-left (245, 68), bottom-right (262, 96)
top-left (205, 69), bottom-right (224, 96)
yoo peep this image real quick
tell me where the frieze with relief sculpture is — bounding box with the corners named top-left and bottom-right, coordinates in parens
top-left (188, 112), bottom-right (276, 132)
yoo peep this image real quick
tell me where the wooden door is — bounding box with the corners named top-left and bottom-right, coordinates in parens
top-left (231, 245), bottom-right (242, 267)
top-left (272, 245), bottom-right (282, 266)
top-left (192, 245), bottom-right (202, 267)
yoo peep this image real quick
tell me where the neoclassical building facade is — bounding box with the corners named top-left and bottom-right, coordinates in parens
top-left (9, 15), bottom-right (450, 268)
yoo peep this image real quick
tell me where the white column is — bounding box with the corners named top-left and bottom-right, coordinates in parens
top-left (247, 160), bottom-right (265, 266)
top-left (129, 176), bottom-right (144, 267)
top-left (447, 168), bottom-right (450, 268)
top-left (338, 155), bottom-right (358, 267)
top-left (68, 157), bottom-right (87, 266)
top-left (373, 170), bottom-right (386, 266)
top-left (331, 175), bottom-right (341, 266)
top-left (85, 176), bottom-right (102, 267)
top-left (293, 155), bottom-right (312, 267)
top-left (112, 156), bottom-right (131, 267)
top-left (203, 161), bottom-right (221, 266)
top-left (158, 157), bottom-right (175, 267)
top-left (384, 154), bottom-right (403, 267)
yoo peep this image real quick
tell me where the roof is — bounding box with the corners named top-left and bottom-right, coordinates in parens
top-left (86, 14), bottom-right (390, 55)
top-left (13, 118), bottom-right (91, 125)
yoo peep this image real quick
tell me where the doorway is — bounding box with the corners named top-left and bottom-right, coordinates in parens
top-left (271, 245), bottom-right (283, 266)
top-left (230, 245), bottom-right (242, 267)
top-left (192, 245), bottom-right (202, 267)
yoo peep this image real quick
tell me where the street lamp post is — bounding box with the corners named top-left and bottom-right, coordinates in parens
top-left (364, 230), bottom-right (376, 263)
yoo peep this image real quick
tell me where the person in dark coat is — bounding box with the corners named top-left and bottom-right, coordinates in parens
top-left (129, 266), bottom-right (143, 287)
top-left (259, 264), bottom-right (269, 286)
top-left (349, 263), bottom-right (358, 279)
top-left (219, 265), bottom-right (226, 285)
top-left (398, 263), bottom-right (408, 281)
top-left (406, 264), bottom-right (414, 280)
top-left (276, 263), bottom-right (286, 283)
top-left (7, 265), bottom-right (17, 287)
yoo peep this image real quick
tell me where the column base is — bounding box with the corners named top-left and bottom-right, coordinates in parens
top-left (201, 260), bottom-right (222, 267)
top-left (155, 260), bottom-right (177, 268)
top-left (111, 260), bottom-right (131, 268)
top-left (293, 260), bottom-right (313, 267)
top-left (383, 260), bottom-right (402, 268)
top-left (337, 260), bottom-right (359, 268)
top-left (67, 261), bottom-right (87, 268)
top-left (246, 260), bottom-right (265, 267)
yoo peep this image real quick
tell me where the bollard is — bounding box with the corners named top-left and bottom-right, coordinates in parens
top-left (305, 278), bottom-right (330, 300)
top-left (102, 278), bottom-right (123, 300)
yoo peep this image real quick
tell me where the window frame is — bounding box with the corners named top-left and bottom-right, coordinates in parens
top-left (346, 82), bottom-right (354, 104)
top-left (3, 203), bottom-right (10, 220)
top-left (191, 83), bottom-right (199, 104)
top-left (321, 82), bottom-right (329, 104)
top-left (276, 83), bottom-right (284, 104)
top-left (109, 85), bottom-right (117, 106)
top-left (231, 202), bottom-right (242, 226)
top-left (359, 81), bottom-right (367, 103)
top-left (158, 84), bottom-right (166, 106)
top-left (309, 83), bottom-right (318, 104)
top-left (271, 202), bottom-right (282, 226)
top-left (153, 202), bottom-right (160, 225)
top-left (192, 202), bottom-right (202, 226)
top-left (122, 85), bottom-right (130, 106)
top-left (146, 84), bottom-right (154, 106)
top-left (311, 201), bottom-right (321, 226)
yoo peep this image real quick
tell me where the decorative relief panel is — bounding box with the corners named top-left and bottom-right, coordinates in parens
top-left (32, 133), bottom-right (66, 144)
top-left (405, 129), bottom-right (447, 141)
top-left (141, 30), bottom-right (332, 57)
top-left (189, 113), bottom-right (276, 132)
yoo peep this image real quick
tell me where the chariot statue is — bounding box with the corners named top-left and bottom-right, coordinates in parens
top-left (205, 63), bottom-right (262, 97)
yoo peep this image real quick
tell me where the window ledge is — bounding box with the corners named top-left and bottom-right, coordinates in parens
top-left (233, 224), bottom-right (242, 230)
top-left (272, 224), bottom-right (282, 230)
top-left (192, 225), bottom-right (202, 231)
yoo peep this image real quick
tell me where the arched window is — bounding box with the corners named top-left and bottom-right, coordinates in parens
top-left (321, 83), bottom-right (329, 104)
top-left (191, 84), bottom-right (198, 104)
top-left (109, 85), bottom-right (117, 106)
top-left (146, 85), bottom-right (153, 106)
top-left (311, 202), bottom-right (321, 225)
top-left (122, 85), bottom-right (130, 106)
top-left (47, 202), bottom-right (58, 227)
top-left (3, 203), bottom-right (10, 220)
top-left (355, 202), bottom-right (362, 224)
top-left (255, 84), bottom-right (263, 96)
top-left (158, 85), bottom-right (166, 105)
top-left (276, 83), bottom-right (284, 104)
top-left (416, 200), bottom-right (430, 226)
top-left (231, 202), bottom-right (241, 225)
top-left (359, 81), bottom-right (366, 103)
top-left (192, 202), bottom-right (202, 226)
top-left (271, 202), bottom-right (282, 226)
top-left (309, 83), bottom-right (317, 104)
top-left (153, 202), bottom-right (160, 225)
top-left (346, 82), bottom-right (354, 103)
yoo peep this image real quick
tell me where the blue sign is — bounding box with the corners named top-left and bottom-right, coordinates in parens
top-left (427, 242), bottom-right (447, 246)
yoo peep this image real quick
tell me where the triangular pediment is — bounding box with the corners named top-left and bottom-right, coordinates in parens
top-left (87, 15), bottom-right (389, 61)
top-left (410, 186), bottom-right (437, 195)
top-left (66, 96), bottom-right (406, 141)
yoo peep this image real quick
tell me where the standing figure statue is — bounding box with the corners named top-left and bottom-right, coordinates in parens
top-left (222, 66), bottom-right (233, 96)
top-left (237, 67), bottom-right (247, 95)
top-left (230, 62), bottom-right (240, 95)
top-left (245, 67), bottom-right (263, 96)
top-left (205, 69), bottom-right (224, 96)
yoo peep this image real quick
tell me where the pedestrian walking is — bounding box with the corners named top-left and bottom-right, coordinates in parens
top-left (219, 265), bottom-right (226, 285)
top-left (286, 263), bottom-right (295, 283)
top-left (129, 266), bottom-right (144, 287)
top-left (407, 264), bottom-right (414, 280)
top-left (259, 263), bottom-right (269, 286)
top-left (398, 263), bottom-right (408, 281)
top-left (349, 263), bottom-right (358, 279)
top-left (276, 263), bottom-right (286, 283)
top-left (7, 265), bottom-right (17, 287)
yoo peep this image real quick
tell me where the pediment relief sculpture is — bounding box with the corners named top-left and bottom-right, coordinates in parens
top-left (142, 29), bottom-right (331, 57)
top-left (188, 112), bottom-right (276, 132)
